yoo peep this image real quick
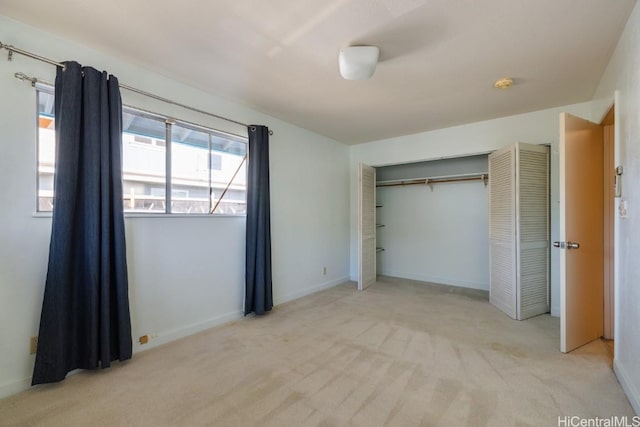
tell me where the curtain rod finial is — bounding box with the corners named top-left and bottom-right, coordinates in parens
top-left (14, 72), bottom-right (37, 87)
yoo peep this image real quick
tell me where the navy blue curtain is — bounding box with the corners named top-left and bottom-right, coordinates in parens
top-left (245, 125), bottom-right (273, 315)
top-left (32, 62), bottom-right (132, 385)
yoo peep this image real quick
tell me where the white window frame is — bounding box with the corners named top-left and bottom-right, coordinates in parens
top-left (35, 85), bottom-right (248, 217)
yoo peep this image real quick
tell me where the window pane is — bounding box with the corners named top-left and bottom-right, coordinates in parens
top-left (37, 90), bottom-right (55, 212)
top-left (122, 110), bottom-right (167, 213)
top-left (210, 153), bottom-right (222, 171)
top-left (171, 124), bottom-right (211, 214)
top-left (171, 124), bottom-right (247, 215)
top-left (35, 92), bottom-right (246, 216)
top-left (211, 141), bottom-right (247, 215)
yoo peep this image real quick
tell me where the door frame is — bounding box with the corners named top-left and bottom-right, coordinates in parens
top-left (601, 104), bottom-right (615, 341)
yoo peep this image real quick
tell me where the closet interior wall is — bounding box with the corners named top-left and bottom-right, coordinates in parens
top-left (375, 155), bottom-right (490, 291)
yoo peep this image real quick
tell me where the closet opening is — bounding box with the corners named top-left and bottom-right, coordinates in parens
top-left (358, 154), bottom-right (491, 294)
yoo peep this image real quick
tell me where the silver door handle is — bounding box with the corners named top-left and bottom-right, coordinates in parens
top-left (553, 241), bottom-right (579, 249)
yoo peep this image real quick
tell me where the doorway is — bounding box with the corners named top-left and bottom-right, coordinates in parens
top-left (602, 105), bottom-right (615, 355)
top-left (559, 104), bottom-right (615, 353)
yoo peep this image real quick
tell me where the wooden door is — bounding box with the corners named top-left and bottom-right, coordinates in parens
top-left (559, 113), bottom-right (604, 353)
top-left (358, 164), bottom-right (376, 290)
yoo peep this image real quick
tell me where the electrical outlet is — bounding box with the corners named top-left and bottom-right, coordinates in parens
top-left (30, 336), bottom-right (38, 354)
top-left (323, 267), bottom-right (327, 275)
top-left (139, 335), bottom-right (149, 345)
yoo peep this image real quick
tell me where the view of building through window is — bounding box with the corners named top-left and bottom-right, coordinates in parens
top-left (37, 87), bottom-right (247, 215)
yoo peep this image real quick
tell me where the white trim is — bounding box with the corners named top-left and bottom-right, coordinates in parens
top-left (0, 368), bottom-right (83, 400)
top-left (0, 377), bottom-right (32, 400)
top-left (614, 359), bottom-right (640, 415)
top-left (124, 214), bottom-right (245, 219)
top-left (133, 310), bottom-right (244, 353)
top-left (380, 271), bottom-right (489, 291)
top-left (0, 280), bottom-right (349, 399)
top-left (613, 90), bottom-right (621, 362)
top-left (559, 113), bottom-right (568, 352)
top-left (274, 277), bottom-right (350, 305)
top-left (32, 213), bottom-right (247, 219)
top-left (0, 310), bottom-right (243, 399)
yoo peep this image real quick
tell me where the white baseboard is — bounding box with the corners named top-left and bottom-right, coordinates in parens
top-left (0, 280), bottom-right (350, 400)
top-left (0, 376), bottom-right (32, 400)
top-left (274, 276), bottom-right (350, 305)
top-left (134, 309), bottom-right (244, 352)
top-left (614, 359), bottom-right (640, 415)
top-left (1, 310), bottom-right (244, 400)
top-left (381, 271), bottom-right (489, 292)
top-left (550, 305), bottom-right (560, 317)
top-left (138, 278), bottom-right (351, 351)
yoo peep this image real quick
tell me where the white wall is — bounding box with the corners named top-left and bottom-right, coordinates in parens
top-left (0, 16), bottom-right (350, 398)
top-left (350, 101), bottom-right (599, 315)
top-left (376, 182), bottom-right (489, 290)
top-left (593, 1), bottom-right (640, 414)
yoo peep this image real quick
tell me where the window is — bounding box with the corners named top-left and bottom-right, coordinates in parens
top-left (121, 109), bottom-right (167, 212)
top-left (37, 87), bottom-right (55, 211)
top-left (36, 87), bottom-right (247, 215)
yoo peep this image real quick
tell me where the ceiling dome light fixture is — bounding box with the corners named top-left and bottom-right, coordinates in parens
top-left (339, 46), bottom-right (379, 80)
top-left (494, 77), bottom-right (514, 89)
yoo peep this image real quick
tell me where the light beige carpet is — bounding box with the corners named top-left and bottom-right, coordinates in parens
top-left (0, 277), bottom-right (634, 426)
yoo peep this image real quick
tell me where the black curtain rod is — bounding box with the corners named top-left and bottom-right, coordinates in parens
top-left (1, 40), bottom-right (273, 135)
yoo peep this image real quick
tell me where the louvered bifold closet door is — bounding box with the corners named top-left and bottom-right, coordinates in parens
top-left (516, 143), bottom-right (549, 319)
top-left (489, 146), bottom-right (517, 319)
top-left (358, 164), bottom-right (377, 290)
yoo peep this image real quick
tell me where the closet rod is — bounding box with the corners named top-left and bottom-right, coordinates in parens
top-left (377, 174), bottom-right (488, 188)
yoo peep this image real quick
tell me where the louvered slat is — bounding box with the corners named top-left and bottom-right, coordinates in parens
top-left (490, 143), bottom-right (549, 320)
top-left (517, 145), bottom-right (549, 319)
top-left (489, 146), bottom-right (517, 319)
top-left (359, 164), bottom-right (377, 290)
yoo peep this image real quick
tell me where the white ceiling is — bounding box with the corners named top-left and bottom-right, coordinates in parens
top-left (0, 0), bottom-right (636, 144)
